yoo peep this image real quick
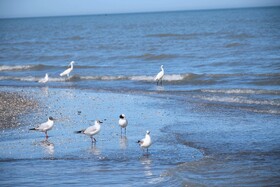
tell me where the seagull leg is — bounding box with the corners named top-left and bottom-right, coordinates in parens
top-left (45, 131), bottom-right (48, 139)
top-left (125, 128), bottom-right (126, 135)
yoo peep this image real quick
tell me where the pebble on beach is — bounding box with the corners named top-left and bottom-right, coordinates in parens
top-left (0, 91), bottom-right (38, 129)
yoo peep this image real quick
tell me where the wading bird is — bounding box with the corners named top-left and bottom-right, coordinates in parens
top-left (60, 61), bottom-right (75, 77)
top-left (119, 114), bottom-right (128, 135)
top-left (75, 120), bottom-right (103, 143)
top-left (154, 65), bottom-right (164, 85)
top-left (29, 116), bottom-right (55, 139)
top-left (138, 130), bottom-right (152, 153)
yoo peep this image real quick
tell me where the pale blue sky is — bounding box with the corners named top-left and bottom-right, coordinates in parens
top-left (0, 0), bottom-right (280, 18)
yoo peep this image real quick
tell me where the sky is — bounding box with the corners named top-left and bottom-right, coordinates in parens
top-left (0, 0), bottom-right (280, 18)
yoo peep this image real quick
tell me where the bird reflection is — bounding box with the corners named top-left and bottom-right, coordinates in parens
top-left (89, 144), bottom-right (101, 156)
top-left (40, 86), bottom-right (49, 97)
top-left (40, 139), bottom-right (55, 155)
top-left (140, 156), bottom-right (153, 176)
top-left (155, 85), bottom-right (165, 91)
top-left (119, 135), bottom-right (128, 150)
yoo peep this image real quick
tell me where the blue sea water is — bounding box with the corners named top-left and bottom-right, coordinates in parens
top-left (0, 7), bottom-right (280, 186)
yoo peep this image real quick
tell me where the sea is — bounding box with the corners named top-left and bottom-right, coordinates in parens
top-left (0, 6), bottom-right (280, 186)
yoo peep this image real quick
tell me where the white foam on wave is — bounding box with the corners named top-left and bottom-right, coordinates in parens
top-left (0, 65), bottom-right (33, 71)
top-left (199, 96), bottom-right (280, 106)
top-left (201, 89), bottom-right (280, 95)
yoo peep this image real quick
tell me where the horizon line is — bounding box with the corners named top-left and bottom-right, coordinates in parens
top-left (1, 5), bottom-right (279, 20)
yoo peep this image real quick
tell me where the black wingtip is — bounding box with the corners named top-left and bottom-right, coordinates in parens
top-left (29, 128), bottom-right (36, 130)
top-left (74, 130), bottom-right (83, 134)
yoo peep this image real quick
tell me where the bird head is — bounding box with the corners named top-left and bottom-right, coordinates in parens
top-left (119, 114), bottom-right (125, 119)
top-left (48, 116), bottom-right (55, 121)
top-left (146, 130), bottom-right (150, 135)
top-left (96, 120), bottom-right (103, 125)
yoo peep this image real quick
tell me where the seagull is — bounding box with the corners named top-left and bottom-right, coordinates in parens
top-left (119, 114), bottom-right (128, 135)
top-left (154, 65), bottom-right (164, 85)
top-left (38, 73), bottom-right (49, 83)
top-left (60, 61), bottom-right (75, 77)
top-left (29, 117), bottom-right (55, 139)
top-left (75, 120), bottom-right (103, 143)
top-left (138, 131), bottom-right (152, 153)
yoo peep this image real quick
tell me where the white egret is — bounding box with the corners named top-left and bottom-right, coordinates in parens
top-left (154, 65), bottom-right (164, 85)
top-left (60, 61), bottom-right (75, 77)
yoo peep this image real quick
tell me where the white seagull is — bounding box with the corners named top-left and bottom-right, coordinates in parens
top-left (29, 116), bottom-right (55, 139)
top-left (138, 131), bottom-right (152, 153)
top-left (119, 114), bottom-right (128, 135)
top-left (75, 120), bottom-right (103, 143)
top-left (38, 73), bottom-right (49, 83)
top-left (154, 65), bottom-right (164, 85)
top-left (60, 61), bottom-right (75, 77)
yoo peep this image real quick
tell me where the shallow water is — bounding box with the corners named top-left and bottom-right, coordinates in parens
top-left (0, 6), bottom-right (280, 186)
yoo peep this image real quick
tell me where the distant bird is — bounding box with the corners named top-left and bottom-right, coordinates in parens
top-left (138, 131), bottom-right (152, 153)
top-left (60, 61), bottom-right (75, 77)
top-left (38, 73), bottom-right (49, 83)
top-left (119, 114), bottom-right (128, 135)
top-left (29, 116), bottom-right (55, 139)
top-left (75, 120), bottom-right (103, 143)
top-left (154, 65), bottom-right (164, 85)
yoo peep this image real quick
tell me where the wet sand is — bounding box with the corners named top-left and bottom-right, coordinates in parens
top-left (0, 91), bottom-right (38, 129)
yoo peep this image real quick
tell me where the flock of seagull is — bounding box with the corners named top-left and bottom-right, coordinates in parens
top-left (33, 61), bottom-right (164, 153)
top-left (29, 114), bottom-right (152, 153)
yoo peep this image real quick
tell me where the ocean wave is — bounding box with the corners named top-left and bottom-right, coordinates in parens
top-left (201, 89), bottom-right (280, 95)
top-left (146, 32), bottom-right (214, 39)
top-left (1, 73), bottom-right (279, 87)
top-left (127, 53), bottom-right (178, 60)
top-left (59, 36), bottom-right (84, 41)
top-left (0, 64), bottom-right (102, 72)
top-left (225, 42), bottom-right (244, 48)
top-left (0, 65), bottom-right (33, 71)
top-left (0, 64), bottom-right (54, 72)
top-left (198, 95), bottom-right (280, 107)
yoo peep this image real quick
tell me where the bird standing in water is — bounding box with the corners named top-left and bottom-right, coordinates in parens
top-left (138, 131), bottom-right (152, 154)
top-left (75, 120), bottom-right (103, 143)
top-left (29, 116), bottom-right (55, 139)
top-left (118, 114), bottom-right (128, 135)
top-left (154, 65), bottom-right (164, 85)
top-left (60, 61), bottom-right (75, 77)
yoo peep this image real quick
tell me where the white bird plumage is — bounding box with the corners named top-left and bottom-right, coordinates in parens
top-left (60, 61), bottom-right (75, 77)
top-left (154, 65), bottom-right (164, 85)
top-left (138, 131), bottom-right (152, 153)
top-left (29, 116), bottom-right (55, 139)
top-left (119, 114), bottom-right (128, 135)
top-left (75, 120), bottom-right (103, 143)
top-left (38, 73), bottom-right (49, 83)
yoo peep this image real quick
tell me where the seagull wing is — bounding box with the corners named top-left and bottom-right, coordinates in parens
top-left (36, 121), bottom-right (50, 131)
top-left (84, 125), bottom-right (97, 134)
